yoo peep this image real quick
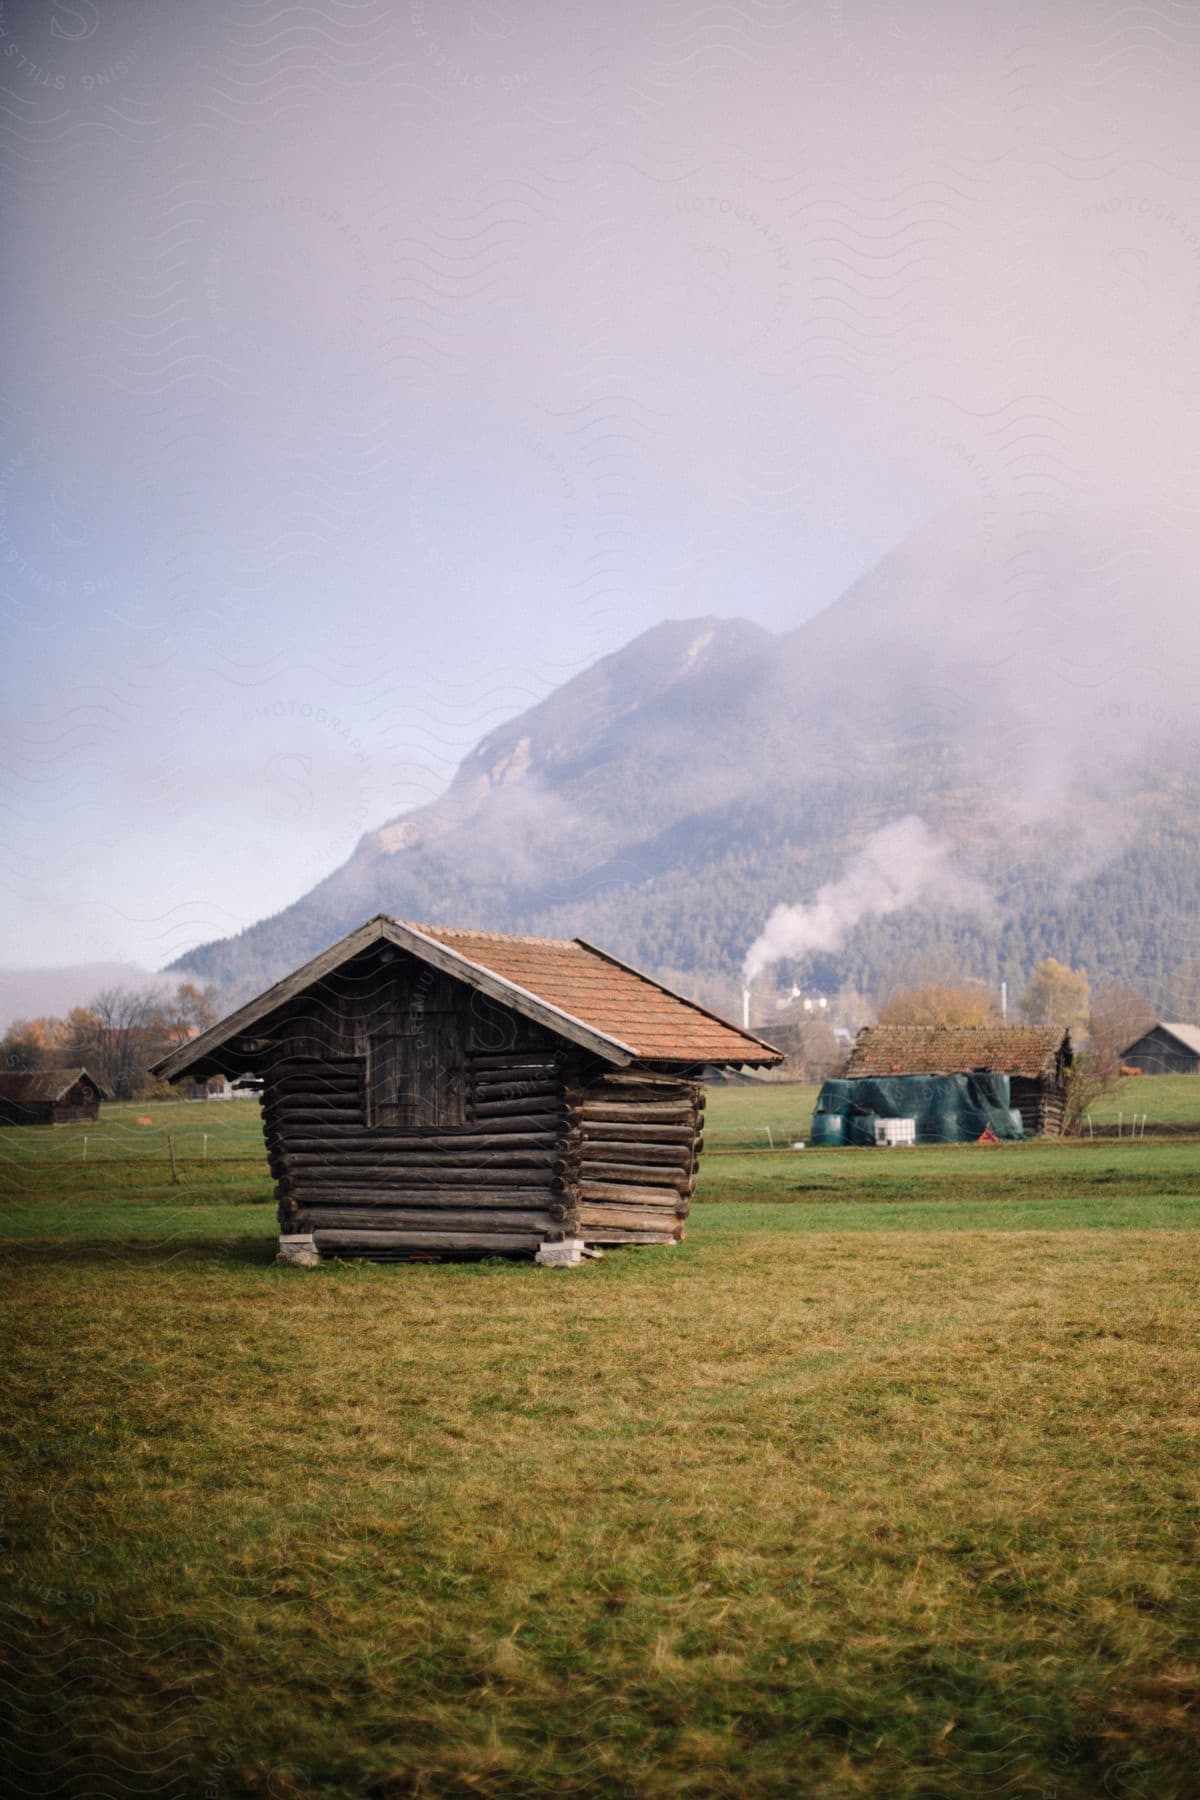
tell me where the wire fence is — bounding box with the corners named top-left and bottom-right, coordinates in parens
top-left (7, 1157), bottom-right (269, 1168)
top-left (1, 1127), bottom-right (270, 1181)
top-left (5, 1116), bottom-right (1199, 1183)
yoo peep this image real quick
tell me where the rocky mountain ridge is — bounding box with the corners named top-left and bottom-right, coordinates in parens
top-left (173, 507), bottom-right (1200, 1015)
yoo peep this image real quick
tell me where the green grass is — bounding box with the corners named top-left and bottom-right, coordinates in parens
top-left (704, 1079), bottom-right (821, 1149)
top-left (0, 1095), bottom-right (267, 1168)
top-left (697, 1136), bottom-right (1200, 1220)
top-left (1085, 1073), bottom-right (1200, 1126)
top-left (2, 1073), bottom-right (1195, 1180)
top-left (2, 1096), bottom-right (1199, 1796)
top-left (702, 1074), bottom-right (1200, 1148)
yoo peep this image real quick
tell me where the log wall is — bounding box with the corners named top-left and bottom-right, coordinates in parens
top-left (263, 949), bottom-right (572, 1258)
top-left (1010, 1075), bottom-right (1065, 1138)
top-left (0, 1101), bottom-right (54, 1127)
top-left (51, 1101), bottom-right (102, 1124)
top-left (568, 1070), bottom-right (704, 1247)
top-left (0, 1094), bottom-right (102, 1127)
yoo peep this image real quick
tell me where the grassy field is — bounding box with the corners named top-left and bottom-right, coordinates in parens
top-left (1087, 1073), bottom-right (1200, 1126)
top-left (698, 1073), bottom-right (1200, 1151)
top-left (2, 1088), bottom-right (1199, 1796)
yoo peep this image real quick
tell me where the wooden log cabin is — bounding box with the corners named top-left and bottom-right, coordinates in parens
top-left (842, 1023), bottom-right (1074, 1137)
top-left (1120, 1021), bottom-right (1200, 1075)
top-left (0, 1068), bottom-right (109, 1126)
top-left (150, 917), bottom-right (781, 1264)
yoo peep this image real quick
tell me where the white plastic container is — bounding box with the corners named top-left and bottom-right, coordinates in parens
top-left (874, 1117), bottom-right (916, 1147)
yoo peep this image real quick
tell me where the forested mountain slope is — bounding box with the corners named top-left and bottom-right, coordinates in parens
top-left (174, 507), bottom-right (1200, 1013)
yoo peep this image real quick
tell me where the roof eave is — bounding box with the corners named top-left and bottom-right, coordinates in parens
top-left (844, 1022), bottom-right (1071, 1080)
top-left (573, 938), bottom-right (785, 1064)
top-left (639, 1054), bottom-right (784, 1071)
top-left (381, 920), bottom-right (636, 1064)
top-left (149, 917), bottom-right (395, 1081)
top-left (71, 1068), bottom-right (112, 1101)
top-left (150, 914), bottom-right (641, 1083)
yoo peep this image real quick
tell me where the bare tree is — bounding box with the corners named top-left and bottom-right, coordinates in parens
top-left (771, 1018), bottom-right (840, 1081)
top-left (1062, 1051), bottom-right (1123, 1136)
top-left (1089, 981), bottom-right (1155, 1067)
top-left (68, 986), bottom-right (170, 1100)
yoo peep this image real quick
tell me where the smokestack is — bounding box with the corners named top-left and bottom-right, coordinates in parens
top-left (1001, 980), bottom-right (1008, 1021)
top-left (742, 986), bottom-right (750, 1031)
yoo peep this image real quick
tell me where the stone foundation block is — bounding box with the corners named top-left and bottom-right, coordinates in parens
top-left (535, 1238), bottom-right (588, 1267)
top-left (277, 1233), bottom-right (321, 1268)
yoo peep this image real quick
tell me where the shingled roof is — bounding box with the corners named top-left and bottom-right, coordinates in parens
top-left (844, 1024), bottom-right (1071, 1080)
top-left (0, 1067), bottom-right (110, 1102)
top-left (417, 922), bottom-right (779, 1064)
top-left (152, 915), bottom-right (781, 1081)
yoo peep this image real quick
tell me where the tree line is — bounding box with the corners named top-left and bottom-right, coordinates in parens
top-left (1, 982), bottom-right (220, 1101)
top-left (0, 955), bottom-right (1177, 1135)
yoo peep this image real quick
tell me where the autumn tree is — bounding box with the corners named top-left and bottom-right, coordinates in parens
top-left (159, 981), bottom-right (220, 1045)
top-left (1, 1025), bottom-right (42, 1072)
top-left (0, 1015), bottom-right (67, 1071)
top-left (1014, 961), bottom-right (1113, 1133)
top-left (1018, 959), bottom-right (1090, 1034)
top-left (878, 982), bottom-right (999, 1028)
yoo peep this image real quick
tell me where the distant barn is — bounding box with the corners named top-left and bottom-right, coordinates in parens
top-left (1120, 1022), bottom-right (1200, 1076)
top-left (0, 1068), bottom-right (109, 1127)
top-left (151, 916), bottom-right (781, 1265)
top-left (843, 1024), bottom-right (1074, 1137)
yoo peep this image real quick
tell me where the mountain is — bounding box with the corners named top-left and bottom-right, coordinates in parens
top-left (172, 507), bottom-right (1200, 1016)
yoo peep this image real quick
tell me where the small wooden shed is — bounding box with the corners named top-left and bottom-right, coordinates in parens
top-left (843, 1024), bottom-right (1073, 1137)
top-left (0, 1068), bottom-right (109, 1126)
top-left (1120, 1022), bottom-right (1200, 1075)
top-left (150, 916), bottom-right (781, 1264)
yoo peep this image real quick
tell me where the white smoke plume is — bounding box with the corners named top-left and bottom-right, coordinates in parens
top-left (743, 816), bottom-right (989, 982)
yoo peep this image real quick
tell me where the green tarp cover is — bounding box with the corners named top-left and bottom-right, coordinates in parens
top-left (814, 1072), bottom-right (1024, 1145)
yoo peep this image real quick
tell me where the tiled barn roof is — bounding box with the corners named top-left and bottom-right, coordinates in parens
top-left (844, 1024), bottom-right (1070, 1079)
top-left (152, 915), bottom-right (782, 1080)
top-left (414, 922), bottom-right (778, 1065)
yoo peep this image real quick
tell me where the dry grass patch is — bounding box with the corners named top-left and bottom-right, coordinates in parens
top-left (2, 1214), bottom-right (1199, 1796)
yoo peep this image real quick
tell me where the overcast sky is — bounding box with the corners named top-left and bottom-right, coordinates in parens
top-left (3, 0), bottom-right (1200, 974)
